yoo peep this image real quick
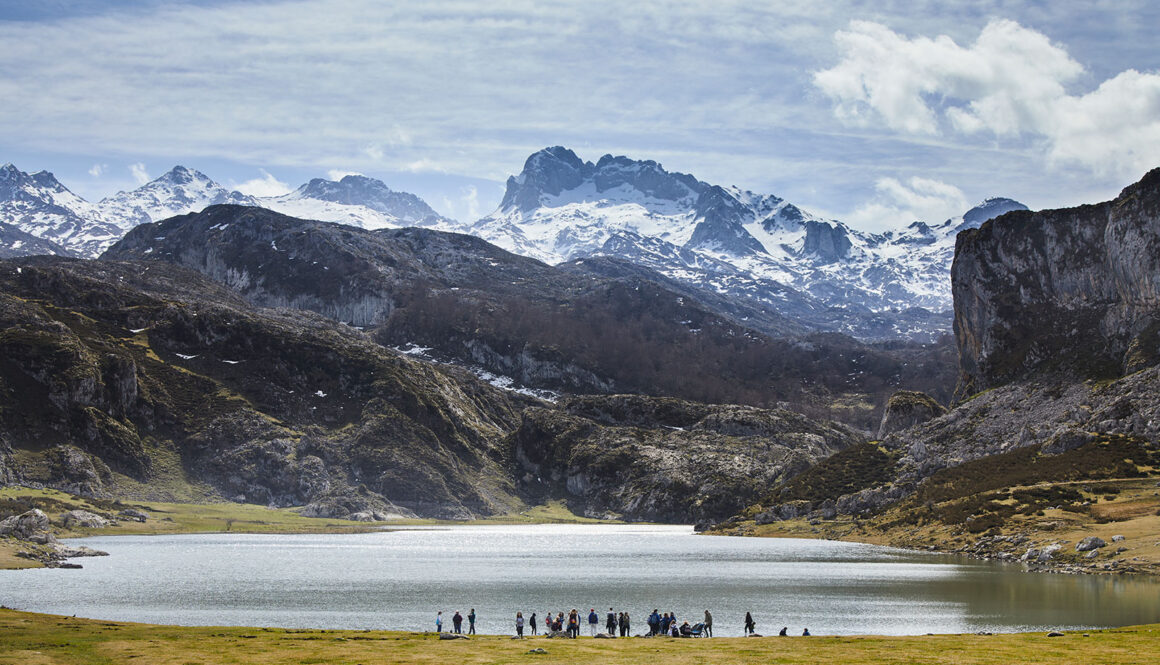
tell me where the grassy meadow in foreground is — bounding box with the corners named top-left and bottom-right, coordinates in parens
top-left (0, 610), bottom-right (1157, 665)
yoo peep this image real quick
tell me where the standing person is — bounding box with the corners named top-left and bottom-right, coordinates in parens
top-left (703, 609), bottom-right (713, 638)
top-left (467, 609), bottom-right (476, 635)
top-left (515, 611), bottom-right (525, 638)
top-left (620, 611), bottom-right (630, 637)
top-left (660, 612), bottom-right (671, 635)
top-left (452, 611), bottom-right (463, 634)
top-left (435, 611), bottom-right (443, 633)
top-left (606, 607), bottom-right (616, 636)
top-left (530, 612), bottom-right (537, 636)
top-left (568, 609), bottom-right (579, 638)
top-left (588, 608), bottom-right (599, 636)
top-left (744, 612), bottom-right (756, 636)
top-left (648, 609), bottom-right (660, 636)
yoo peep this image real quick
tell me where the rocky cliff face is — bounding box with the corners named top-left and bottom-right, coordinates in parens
top-left (953, 168), bottom-right (1160, 397)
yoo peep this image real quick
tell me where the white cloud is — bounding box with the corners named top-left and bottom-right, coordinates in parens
top-left (88, 162), bottom-right (107, 177)
top-left (404, 158), bottom-right (448, 173)
top-left (846, 176), bottom-right (969, 231)
top-left (129, 162), bottom-right (150, 185)
top-left (234, 169), bottom-right (292, 197)
top-left (326, 169), bottom-right (362, 181)
top-left (815, 19), bottom-right (1160, 179)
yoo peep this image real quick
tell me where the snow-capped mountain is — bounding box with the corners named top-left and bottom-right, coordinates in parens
top-left (0, 163), bottom-right (124, 257)
top-left (100, 165), bottom-right (260, 229)
top-left (465, 147), bottom-right (1027, 328)
top-left (0, 164), bottom-right (453, 258)
top-left (0, 220), bottom-right (74, 258)
top-left (262, 174), bottom-right (452, 229)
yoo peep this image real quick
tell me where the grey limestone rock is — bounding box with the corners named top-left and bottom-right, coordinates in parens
top-left (60, 509), bottom-right (110, 529)
top-left (1075, 537), bottom-right (1107, 552)
top-left (877, 391), bottom-right (947, 439)
top-left (0, 508), bottom-right (52, 541)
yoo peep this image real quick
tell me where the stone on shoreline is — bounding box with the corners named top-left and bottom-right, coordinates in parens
top-left (60, 510), bottom-right (110, 529)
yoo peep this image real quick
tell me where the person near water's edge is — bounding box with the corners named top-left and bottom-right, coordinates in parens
top-left (516, 611), bottom-right (525, 637)
top-left (452, 611), bottom-right (462, 634)
top-left (779, 626), bottom-right (788, 636)
top-left (606, 607), bottom-right (616, 635)
top-left (530, 612), bottom-right (537, 635)
top-left (703, 609), bottom-right (712, 637)
top-left (435, 611), bottom-right (442, 633)
top-left (744, 611), bottom-right (755, 635)
top-left (588, 608), bottom-right (599, 636)
top-left (467, 609), bottom-right (475, 635)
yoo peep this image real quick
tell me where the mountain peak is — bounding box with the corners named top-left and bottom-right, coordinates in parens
top-left (499, 146), bottom-right (707, 213)
top-left (280, 173), bottom-right (445, 226)
top-left (961, 197), bottom-right (1028, 229)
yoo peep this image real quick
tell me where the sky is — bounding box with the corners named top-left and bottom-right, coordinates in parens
top-left (1, 0), bottom-right (1158, 229)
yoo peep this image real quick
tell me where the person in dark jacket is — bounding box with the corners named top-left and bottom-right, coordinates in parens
top-left (588, 608), bottom-right (600, 637)
top-left (467, 609), bottom-right (476, 635)
top-left (452, 611), bottom-right (463, 634)
top-left (779, 626), bottom-right (788, 636)
top-left (530, 612), bottom-right (537, 635)
top-left (744, 612), bottom-right (756, 635)
top-left (619, 611), bottom-right (630, 637)
top-left (703, 609), bottom-right (713, 638)
top-left (648, 610), bottom-right (660, 636)
top-left (606, 608), bottom-right (616, 635)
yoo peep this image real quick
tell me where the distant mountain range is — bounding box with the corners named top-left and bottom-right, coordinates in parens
top-left (0, 150), bottom-right (1027, 340)
top-left (0, 163), bottom-right (451, 259)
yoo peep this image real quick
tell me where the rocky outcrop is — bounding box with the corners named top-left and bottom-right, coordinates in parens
top-left (953, 168), bottom-right (1160, 397)
top-left (877, 391), bottom-right (946, 439)
top-left (0, 508), bottom-right (53, 542)
top-left (60, 509), bottom-right (110, 528)
top-left (512, 394), bottom-right (862, 522)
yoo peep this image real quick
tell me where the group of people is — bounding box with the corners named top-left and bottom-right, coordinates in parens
top-left (437, 608), bottom-right (810, 638)
top-left (645, 609), bottom-right (712, 637)
top-left (434, 609), bottom-right (476, 635)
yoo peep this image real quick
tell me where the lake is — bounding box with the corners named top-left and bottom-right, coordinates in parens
top-left (2, 525), bottom-right (1158, 636)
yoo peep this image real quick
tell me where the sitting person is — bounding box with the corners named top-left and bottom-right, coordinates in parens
top-left (779, 626), bottom-right (788, 636)
top-left (670, 621), bottom-right (680, 637)
top-left (679, 621), bottom-right (693, 637)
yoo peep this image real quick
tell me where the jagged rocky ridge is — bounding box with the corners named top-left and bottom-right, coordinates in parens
top-left (467, 146), bottom-right (1028, 341)
top-left (102, 205), bottom-right (958, 426)
top-left (0, 257), bottom-right (862, 522)
top-left (732, 168), bottom-right (1160, 525)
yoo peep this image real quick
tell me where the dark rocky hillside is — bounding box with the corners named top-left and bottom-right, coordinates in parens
top-left (0, 257), bottom-right (527, 519)
top-left (0, 257), bottom-right (859, 522)
top-left (513, 394), bottom-right (861, 523)
top-left (102, 205), bottom-right (956, 427)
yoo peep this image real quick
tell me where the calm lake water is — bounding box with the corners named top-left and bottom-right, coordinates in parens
top-left (3, 525), bottom-right (1158, 636)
